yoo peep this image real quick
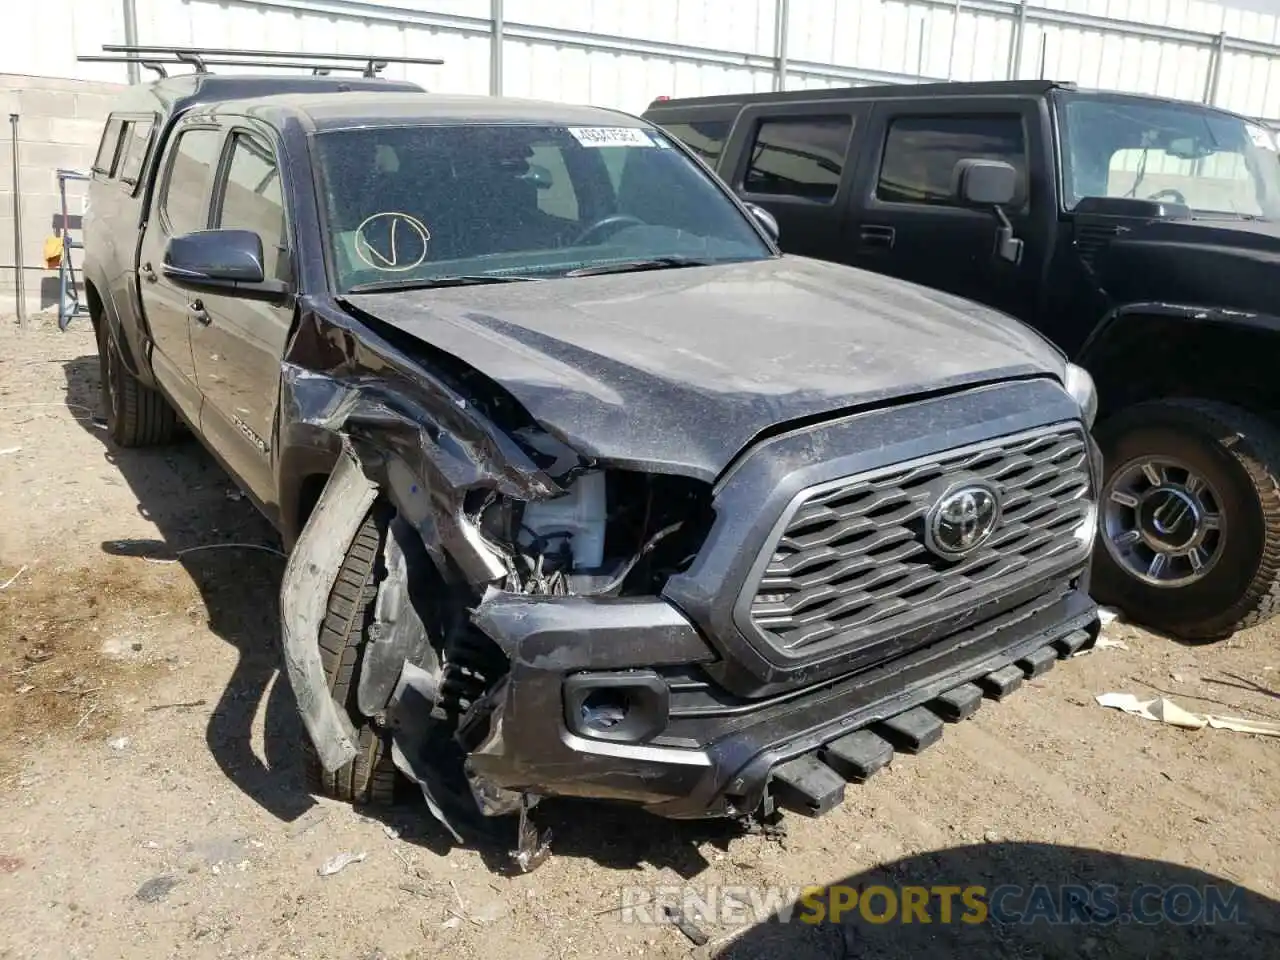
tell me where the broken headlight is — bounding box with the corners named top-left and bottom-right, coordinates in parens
top-left (478, 469), bottom-right (715, 597)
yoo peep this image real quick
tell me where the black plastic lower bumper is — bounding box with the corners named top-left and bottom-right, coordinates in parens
top-left (466, 582), bottom-right (1098, 820)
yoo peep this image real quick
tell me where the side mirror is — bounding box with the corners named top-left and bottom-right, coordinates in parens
top-left (952, 158), bottom-right (1017, 206)
top-left (163, 229), bottom-right (290, 300)
top-left (951, 159), bottom-right (1023, 265)
top-left (744, 202), bottom-right (780, 243)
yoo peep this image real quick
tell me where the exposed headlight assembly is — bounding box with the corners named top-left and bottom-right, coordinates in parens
top-left (1064, 363), bottom-right (1098, 429)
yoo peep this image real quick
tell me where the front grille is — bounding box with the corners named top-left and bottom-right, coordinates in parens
top-left (748, 426), bottom-right (1092, 655)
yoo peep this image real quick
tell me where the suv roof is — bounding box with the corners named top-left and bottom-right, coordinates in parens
top-left (645, 78), bottom-right (1256, 123)
top-left (186, 90), bottom-right (640, 132)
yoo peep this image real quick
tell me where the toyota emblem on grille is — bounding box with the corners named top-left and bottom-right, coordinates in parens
top-left (925, 481), bottom-right (1002, 559)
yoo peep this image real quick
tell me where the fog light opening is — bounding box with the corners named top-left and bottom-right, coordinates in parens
top-left (563, 670), bottom-right (670, 744)
top-left (580, 689), bottom-right (631, 731)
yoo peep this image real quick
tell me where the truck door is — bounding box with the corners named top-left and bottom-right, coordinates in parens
top-left (137, 123), bottom-right (226, 424)
top-left (720, 101), bottom-right (868, 261)
top-left (848, 99), bottom-right (1050, 322)
top-left (192, 128), bottom-right (294, 509)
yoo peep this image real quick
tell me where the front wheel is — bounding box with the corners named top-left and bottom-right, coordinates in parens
top-left (301, 504), bottom-right (401, 805)
top-left (96, 321), bottom-right (178, 448)
top-left (1092, 399), bottom-right (1280, 641)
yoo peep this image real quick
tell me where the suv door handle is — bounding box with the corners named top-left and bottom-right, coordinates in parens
top-left (859, 224), bottom-right (896, 249)
top-left (188, 299), bottom-right (211, 326)
top-left (140, 262), bottom-right (157, 283)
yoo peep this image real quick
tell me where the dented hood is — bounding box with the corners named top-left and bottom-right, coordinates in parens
top-left (342, 256), bottom-right (1065, 481)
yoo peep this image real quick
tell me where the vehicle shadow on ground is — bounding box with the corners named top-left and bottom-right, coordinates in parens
top-left (713, 842), bottom-right (1280, 959)
top-left (62, 354), bottom-right (316, 824)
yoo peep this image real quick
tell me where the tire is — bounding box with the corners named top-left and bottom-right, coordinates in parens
top-left (1092, 399), bottom-right (1280, 641)
top-left (96, 321), bottom-right (179, 448)
top-left (302, 504), bottom-right (400, 806)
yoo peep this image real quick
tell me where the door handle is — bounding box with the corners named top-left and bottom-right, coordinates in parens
top-left (859, 224), bottom-right (896, 249)
top-left (140, 262), bottom-right (157, 283)
top-left (188, 299), bottom-right (211, 326)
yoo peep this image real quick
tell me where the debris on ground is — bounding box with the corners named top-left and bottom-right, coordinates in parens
top-left (143, 699), bottom-right (208, 713)
top-left (0, 565), bottom-right (26, 590)
top-left (1074, 636), bottom-right (1129, 656)
top-left (23, 644), bottom-right (54, 664)
top-left (108, 736), bottom-right (130, 751)
top-left (135, 874), bottom-right (181, 903)
top-left (317, 851), bottom-right (367, 876)
top-left (1096, 693), bottom-right (1280, 736)
top-left (662, 904), bottom-right (711, 946)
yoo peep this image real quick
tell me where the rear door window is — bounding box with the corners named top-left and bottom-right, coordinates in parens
top-left (117, 118), bottom-right (155, 188)
top-left (93, 117), bottom-right (125, 177)
top-left (743, 116), bottom-right (853, 202)
top-left (877, 115), bottom-right (1027, 206)
top-left (159, 127), bottom-right (224, 236)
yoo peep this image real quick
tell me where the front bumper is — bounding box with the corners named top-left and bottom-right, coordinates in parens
top-left (465, 576), bottom-right (1098, 821)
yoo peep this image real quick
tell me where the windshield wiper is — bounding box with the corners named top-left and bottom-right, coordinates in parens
top-left (564, 256), bottom-right (712, 278)
top-left (346, 275), bottom-right (543, 294)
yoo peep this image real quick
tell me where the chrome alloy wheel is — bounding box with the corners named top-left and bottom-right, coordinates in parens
top-left (1101, 456), bottom-right (1226, 587)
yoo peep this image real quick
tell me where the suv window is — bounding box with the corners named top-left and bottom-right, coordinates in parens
top-left (214, 133), bottom-right (288, 281)
top-left (94, 117), bottom-right (125, 177)
top-left (161, 128), bottom-right (224, 236)
top-left (658, 119), bottom-right (733, 167)
top-left (743, 116), bottom-right (853, 202)
top-left (117, 119), bottom-right (155, 187)
top-left (877, 115), bottom-right (1027, 206)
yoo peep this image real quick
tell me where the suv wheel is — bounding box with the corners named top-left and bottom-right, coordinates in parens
top-left (301, 504), bottom-right (400, 805)
top-left (96, 322), bottom-right (179, 447)
top-left (1093, 399), bottom-right (1280, 641)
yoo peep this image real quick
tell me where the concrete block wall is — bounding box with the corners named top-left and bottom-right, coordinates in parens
top-left (1, 74), bottom-right (123, 320)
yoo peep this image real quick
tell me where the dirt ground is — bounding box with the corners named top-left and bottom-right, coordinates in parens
top-left (0, 316), bottom-right (1276, 960)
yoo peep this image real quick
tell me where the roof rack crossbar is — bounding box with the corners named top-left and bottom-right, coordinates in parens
top-left (100, 44), bottom-right (442, 77)
top-left (79, 54), bottom-right (379, 76)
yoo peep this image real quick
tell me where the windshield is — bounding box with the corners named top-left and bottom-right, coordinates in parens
top-left (1055, 93), bottom-right (1280, 218)
top-left (313, 123), bottom-right (773, 292)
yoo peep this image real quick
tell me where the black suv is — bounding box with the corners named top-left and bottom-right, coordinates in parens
top-left (646, 80), bottom-right (1280, 643)
top-left (84, 66), bottom-right (1100, 859)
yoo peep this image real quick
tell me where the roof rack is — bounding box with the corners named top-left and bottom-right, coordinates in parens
top-left (80, 44), bottom-right (443, 79)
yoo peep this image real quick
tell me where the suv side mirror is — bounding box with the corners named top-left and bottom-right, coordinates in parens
top-left (744, 202), bottom-right (780, 243)
top-left (951, 159), bottom-right (1023, 265)
top-left (163, 229), bottom-right (290, 300)
top-left (953, 158), bottom-right (1017, 206)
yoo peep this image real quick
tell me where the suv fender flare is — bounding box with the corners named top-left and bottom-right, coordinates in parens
top-left (1077, 300), bottom-right (1280, 369)
top-left (85, 265), bottom-right (160, 388)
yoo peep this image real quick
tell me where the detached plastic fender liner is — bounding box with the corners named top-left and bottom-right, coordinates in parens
top-left (279, 444), bottom-right (377, 773)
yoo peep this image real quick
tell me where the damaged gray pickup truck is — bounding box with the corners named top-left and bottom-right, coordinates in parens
top-left (84, 74), bottom-right (1102, 865)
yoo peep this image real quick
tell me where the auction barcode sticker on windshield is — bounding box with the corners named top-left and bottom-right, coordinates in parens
top-left (568, 126), bottom-right (655, 147)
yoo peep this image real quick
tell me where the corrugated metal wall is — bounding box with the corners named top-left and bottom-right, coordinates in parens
top-left (11, 0), bottom-right (1280, 118)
